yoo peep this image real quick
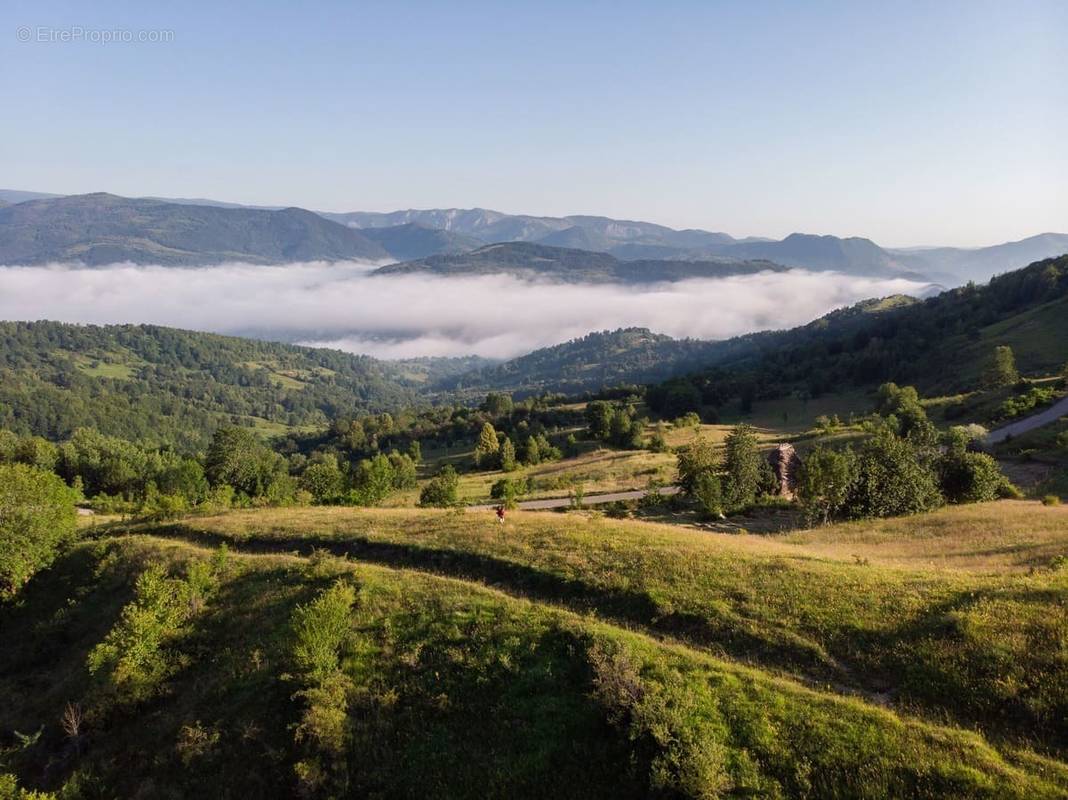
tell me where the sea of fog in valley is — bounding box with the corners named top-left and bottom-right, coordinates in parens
top-left (0, 262), bottom-right (930, 360)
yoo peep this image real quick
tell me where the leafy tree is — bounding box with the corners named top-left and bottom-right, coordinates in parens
top-left (407, 440), bottom-right (422, 464)
top-left (0, 430), bottom-right (18, 462)
top-left (490, 476), bottom-right (527, 508)
top-left (350, 454), bottom-right (395, 506)
top-left (797, 446), bottom-right (856, 525)
top-left (301, 462), bottom-right (344, 504)
top-left (157, 458), bottom-right (209, 504)
top-left (0, 464), bottom-right (78, 598)
top-left (585, 401), bottom-right (614, 440)
top-left (14, 435), bottom-right (58, 472)
top-left (481, 392), bottom-right (514, 417)
top-left (609, 408), bottom-right (644, 450)
top-left (523, 435), bottom-right (541, 466)
top-left (937, 436), bottom-right (1009, 504)
top-left (722, 424), bottom-right (761, 510)
top-left (875, 383), bottom-right (932, 439)
top-left (387, 451), bottom-right (418, 489)
top-left (649, 425), bottom-right (669, 453)
top-left (419, 465), bottom-right (459, 508)
top-left (499, 437), bottom-right (518, 472)
top-left (676, 437), bottom-right (718, 496)
top-left (205, 427), bottom-right (285, 498)
top-left (693, 471), bottom-right (723, 518)
top-left (983, 345), bottom-right (1019, 389)
top-left (473, 423), bottom-right (500, 468)
top-left (843, 428), bottom-right (943, 519)
top-left (57, 427), bottom-right (153, 498)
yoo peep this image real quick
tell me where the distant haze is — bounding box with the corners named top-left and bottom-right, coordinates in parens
top-left (4, 3), bottom-right (1065, 246)
top-left (0, 263), bottom-right (928, 359)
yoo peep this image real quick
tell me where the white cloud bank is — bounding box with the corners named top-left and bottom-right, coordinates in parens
top-left (0, 263), bottom-right (929, 360)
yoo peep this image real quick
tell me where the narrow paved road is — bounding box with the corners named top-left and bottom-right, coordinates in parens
top-left (984, 394), bottom-right (1068, 445)
top-left (468, 485), bottom-right (680, 511)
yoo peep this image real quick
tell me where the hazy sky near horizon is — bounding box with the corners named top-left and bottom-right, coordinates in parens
top-left (2, 0), bottom-right (1065, 247)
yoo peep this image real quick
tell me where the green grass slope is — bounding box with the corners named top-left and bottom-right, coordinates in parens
top-left (138, 502), bottom-right (1068, 753)
top-left (2, 533), bottom-right (1065, 798)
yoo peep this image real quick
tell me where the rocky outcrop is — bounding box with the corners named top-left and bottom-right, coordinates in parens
top-left (768, 443), bottom-right (802, 500)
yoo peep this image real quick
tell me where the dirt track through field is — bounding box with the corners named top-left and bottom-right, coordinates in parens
top-left (467, 485), bottom-right (680, 511)
top-left (984, 395), bottom-right (1068, 444)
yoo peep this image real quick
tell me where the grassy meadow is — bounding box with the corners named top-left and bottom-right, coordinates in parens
top-left (3, 522), bottom-right (1067, 798)
top-left (127, 501), bottom-right (1068, 753)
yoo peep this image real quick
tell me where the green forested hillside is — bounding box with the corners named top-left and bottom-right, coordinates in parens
top-left (0, 194), bottom-right (390, 265)
top-left (437, 328), bottom-right (721, 397)
top-left (373, 241), bottom-right (785, 283)
top-left (643, 255), bottom-right (1068, 411)
top-left (0, 322), bottom-right (418, 450)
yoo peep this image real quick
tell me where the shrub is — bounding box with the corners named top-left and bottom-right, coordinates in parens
top-left (289, 581), bottom-right (357, 791)
top-left (290, 581), bottom-right (357, 684)
top-left (419, 465), bottom-right (459, 508)
top-left (490, 476), bottom-right (527, 508)
top-left (87, 564), bottom-right (198, 703)
top-left (0, 464), bottom-right (78, 599)
top-left (938, 449), bottom-right (1008, 504)
top-left (1042, 494), bottom-right (1062, 506)
top-left (842, 428), bottom-right (942, 519)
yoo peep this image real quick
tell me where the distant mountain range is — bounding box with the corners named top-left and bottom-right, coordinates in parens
top-left (0, 194), bottom-right (390, 266)
top-left (327, 205), bottom-right (1068, 283)
top-left (1, 189), bottom-right (1065, 283)
top-left (372, 241), bottom-right (786, 283)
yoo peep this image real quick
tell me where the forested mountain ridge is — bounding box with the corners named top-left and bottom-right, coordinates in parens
top-left (372, 241), bottom-right (786, 283)
top-left (0, 322), bottom-right (420, 450)
top-left (435, 328), bottom-right (722, 396)
top-left (642, 254), bottom-right (1068, 412)
top-left (0, 194), bottom-right (391, 266)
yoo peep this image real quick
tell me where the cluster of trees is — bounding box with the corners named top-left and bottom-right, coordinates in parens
top-left (676, 424), bottom-right (776, 517)
top-left (676, 384), bottom-right (1016, 523)
top-left (472, 422), bottom-right (561, 471)
top-left (796, 384), bottom-right (1014, 524)
top-left (0, 422), bottom-right (423, 517)
top-left (314, 392), bottom-right (578, 468)
top-left (585, 400), bottom-right (646, 449)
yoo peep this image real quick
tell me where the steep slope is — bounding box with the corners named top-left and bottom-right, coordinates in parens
top-left (891, 233), bottom-right (1068, 283)
top-left (373, 241), bottom-right (785, 283)
top-left (721, 233), bottom-right (925, 279)
top-left (358, 222), bottom-right (482, 261)
top-left (0, 193), bottom-right (390, 265)
top-left (644, 254), bottom-right (1068, 404)
top-left (0, 321), bottom-right (417, 449)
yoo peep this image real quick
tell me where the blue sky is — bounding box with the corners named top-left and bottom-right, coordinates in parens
top-left (2, 0), bottom-right (1065, 246)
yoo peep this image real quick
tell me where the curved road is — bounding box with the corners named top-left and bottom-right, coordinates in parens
top-left (468, 485), bottom-right (680, 512)
top-left (983, 395), bottom-right (1068, 445)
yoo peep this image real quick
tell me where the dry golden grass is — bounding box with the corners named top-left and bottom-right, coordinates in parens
top-left (782, 500), bottom-right (1068, 573)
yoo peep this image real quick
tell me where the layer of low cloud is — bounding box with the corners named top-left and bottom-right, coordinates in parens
top-left (0, 263), bottom-right (929, 360)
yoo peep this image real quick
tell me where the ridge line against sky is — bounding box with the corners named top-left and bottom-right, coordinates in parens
top-left (2, 189), bottom-right (1065, 253)
top-left (2, 0), bottom-right (1066, 247)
